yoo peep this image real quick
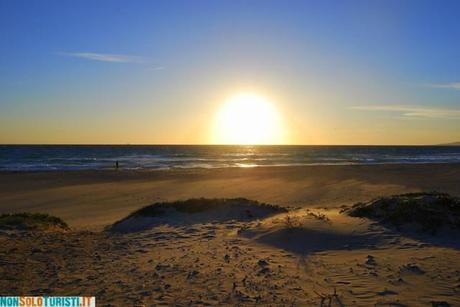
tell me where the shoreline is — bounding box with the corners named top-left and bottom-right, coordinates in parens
top-left (1, 161), bottom-right (460, 173)
top-left (1, 160), bottom-right (460, 172)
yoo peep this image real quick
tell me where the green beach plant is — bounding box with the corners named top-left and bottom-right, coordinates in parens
top-left (346, 192), bottom-right (460, 233)
top-left (121, 197), bottom-right (287, 219)
top-left (0, 212), bottom-right (69, 231)
top-left (109, 198), bottom-right (287, 232)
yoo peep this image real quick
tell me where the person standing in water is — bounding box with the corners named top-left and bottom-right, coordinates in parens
top-left (115, 160), bottom-right (119, 169)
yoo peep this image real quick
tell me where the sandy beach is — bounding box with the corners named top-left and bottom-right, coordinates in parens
top-left (1, 164), bottom-right (459, 229)
top-left (1, 164), bottom-right (460, 306)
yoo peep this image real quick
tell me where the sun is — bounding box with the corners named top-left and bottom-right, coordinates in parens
top-left (212, 93), bottom-right (285, 145)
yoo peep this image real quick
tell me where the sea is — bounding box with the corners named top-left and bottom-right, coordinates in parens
top-left (0, 145), bottom-right (459, 171)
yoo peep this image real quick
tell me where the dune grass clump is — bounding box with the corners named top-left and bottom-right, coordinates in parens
top-left (124, 197), bottom-right (287, 218)
top-left (283, 214), bottom-right (304, 229)
top-left (346, 192), bottom-right (460, 233)
top-left (0, 213), bottom-right (69, 231)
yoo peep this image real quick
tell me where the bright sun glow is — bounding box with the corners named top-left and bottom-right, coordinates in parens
top-left (213, 93), bottom-right (285, 145)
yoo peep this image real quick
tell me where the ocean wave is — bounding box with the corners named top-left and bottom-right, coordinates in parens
top-left (0, 145), bottom-right (459, 171)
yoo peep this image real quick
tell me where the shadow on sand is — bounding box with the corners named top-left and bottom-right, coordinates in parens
top-left (369, 221), bottom-right (460, 250)
top-left (245, 227), bottom-right (383, 255)
top-left (245, 215), bottom-right (460, 256)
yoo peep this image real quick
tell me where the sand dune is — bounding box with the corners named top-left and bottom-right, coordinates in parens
top-left (109, 198), bottom-right (286, 233)
top-left (1, 195), bottom-right (460, 306)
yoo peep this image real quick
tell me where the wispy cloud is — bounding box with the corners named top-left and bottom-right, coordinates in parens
top-left (149, 66), bottom-right (165, 71)
top-left (426, 82), bottom-right (460, 90)
top-left (58, 52), bottom-right (147, 64)
top-left (350, 105), bottom-right (460, 120)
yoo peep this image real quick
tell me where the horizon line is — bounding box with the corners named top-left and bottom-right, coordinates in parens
top-left (0, 143), bottom-right (458, 146)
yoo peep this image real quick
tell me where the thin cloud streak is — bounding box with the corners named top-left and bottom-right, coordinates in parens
top-left (58, 52), bottom-right (147, 64)
top-left (427, 82), bottom-right (460, 90)
top-left (149, 66), bottom-right (165, 71)
top-left (351, 105), bottom-right (460, 120)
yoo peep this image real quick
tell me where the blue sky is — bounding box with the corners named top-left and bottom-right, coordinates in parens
top-left (1, 0), bottom-right (459, 144)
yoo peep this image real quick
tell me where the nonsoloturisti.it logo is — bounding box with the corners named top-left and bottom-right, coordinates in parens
top-left (0, 296), bottom-right (95, 307)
